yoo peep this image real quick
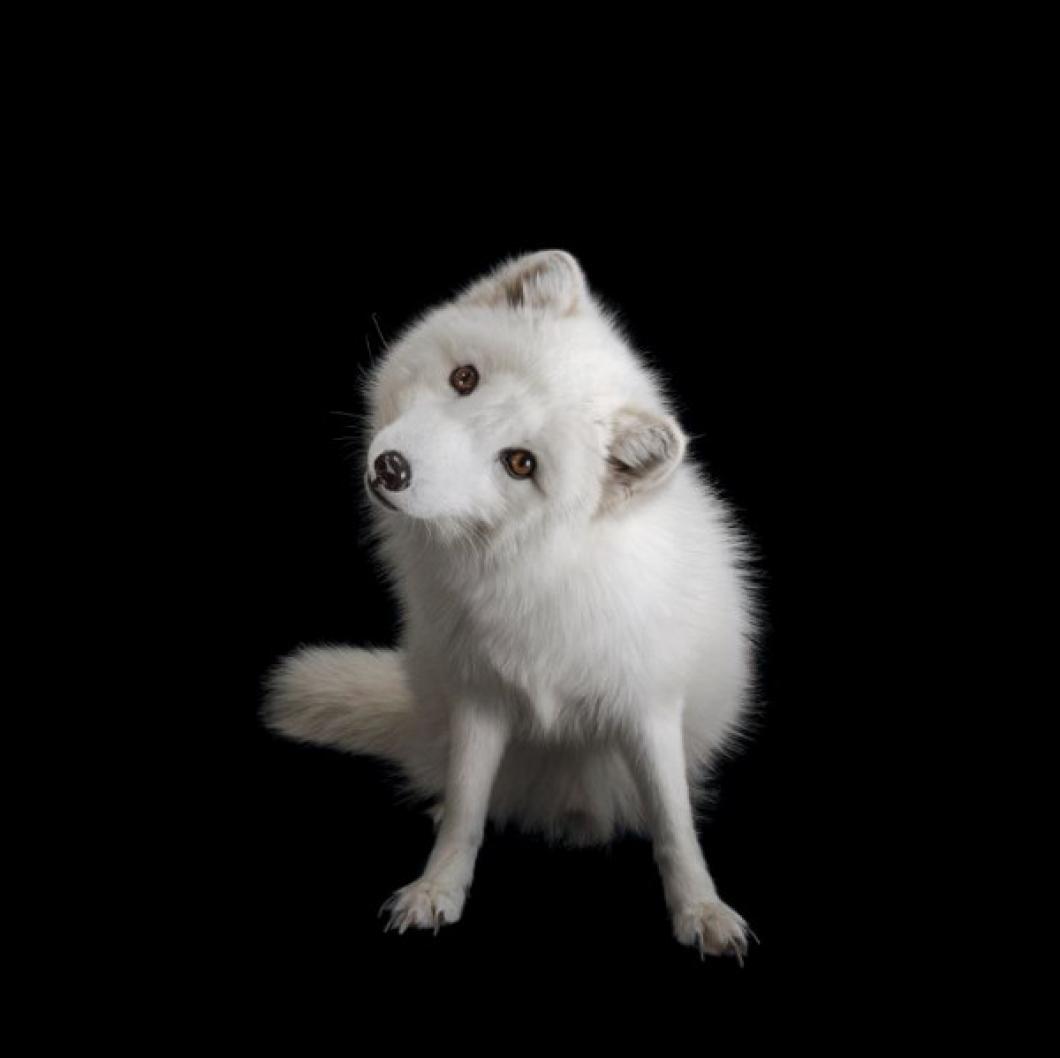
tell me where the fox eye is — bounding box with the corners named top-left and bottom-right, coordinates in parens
top-left (450, 364), bottom-right (479, 395)
top-left (501, 449), bottom-right (536, 479)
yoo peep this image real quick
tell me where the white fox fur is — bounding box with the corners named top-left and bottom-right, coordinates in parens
top-left (264, 251), bottom-right (757, 958)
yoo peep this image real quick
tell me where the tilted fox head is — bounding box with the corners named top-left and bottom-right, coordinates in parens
top-left (364, 251), bottom-right (687, 545)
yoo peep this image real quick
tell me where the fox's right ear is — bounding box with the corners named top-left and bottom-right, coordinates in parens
top-left (460, 250), bottom-right (587, 315)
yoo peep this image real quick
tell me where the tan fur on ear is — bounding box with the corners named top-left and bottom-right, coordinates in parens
top-left (461, 250), bottom-right (587, 315)
top-left (601, 407), bottom-right (687, 510)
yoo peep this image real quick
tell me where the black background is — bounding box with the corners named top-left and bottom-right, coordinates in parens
top-left (16, 18), bottom-right (1020, 1037)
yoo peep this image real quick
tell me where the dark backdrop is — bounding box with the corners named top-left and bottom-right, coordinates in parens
top-left (184, 186), bottom-right (915, 1010)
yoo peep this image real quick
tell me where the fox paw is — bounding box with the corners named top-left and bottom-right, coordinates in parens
top-left (380, 878), bottom-right (465, 935)
top-left (673, 900), bottom-right (754, 963)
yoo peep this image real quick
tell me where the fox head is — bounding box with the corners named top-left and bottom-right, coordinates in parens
top-left (364, 251), bottom-right (687, 544)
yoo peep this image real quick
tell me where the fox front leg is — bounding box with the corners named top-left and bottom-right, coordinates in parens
top-left (382, 702), bottom-right (508, 933)
top-left (620, 708), bottom-right (751, 960)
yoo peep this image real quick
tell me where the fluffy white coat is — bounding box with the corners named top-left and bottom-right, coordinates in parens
top-left (265, 251), bottom-right (757, 957)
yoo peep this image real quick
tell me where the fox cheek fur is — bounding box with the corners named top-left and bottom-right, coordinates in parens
top-left (264, 250), bottom-right (758, 959)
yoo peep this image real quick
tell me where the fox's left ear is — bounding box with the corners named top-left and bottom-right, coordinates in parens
top-left (601, 407), bottom-right (687, 509)
top-left (461, 250), bottom-right (587, 315)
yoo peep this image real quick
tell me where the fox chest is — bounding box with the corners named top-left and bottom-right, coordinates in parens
top-left (426, 578), bottom-right (636, 733)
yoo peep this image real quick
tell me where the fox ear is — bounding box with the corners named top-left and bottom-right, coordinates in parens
top-left (461, 250), bottom-right (587, 315)
top-left (601, 407), bottom-right (687, 508)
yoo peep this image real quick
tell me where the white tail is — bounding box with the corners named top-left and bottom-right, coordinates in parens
top-left (263, 646), bottom-right (416, 761)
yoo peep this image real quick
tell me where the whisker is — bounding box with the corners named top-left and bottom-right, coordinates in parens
top-left (371, 313), bottom-right (389, 350)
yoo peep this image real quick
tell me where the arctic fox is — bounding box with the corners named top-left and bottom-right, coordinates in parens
top-left (265, 251), bottom-right (757, 958)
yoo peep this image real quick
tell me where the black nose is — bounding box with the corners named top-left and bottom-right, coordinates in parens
top-left (373, 450), bottom-right (411, 492)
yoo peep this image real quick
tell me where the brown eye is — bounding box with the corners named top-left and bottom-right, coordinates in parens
top-left (450, 364), bottom-right (479, 395)
top-left (502, 448), bottom-right (536, 479)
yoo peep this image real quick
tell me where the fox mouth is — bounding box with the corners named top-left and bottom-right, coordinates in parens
top-left (365, 474), bottom-right (400, 511)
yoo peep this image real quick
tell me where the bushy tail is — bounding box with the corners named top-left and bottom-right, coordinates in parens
top-left (263, 646), bottom-right (416, 762)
